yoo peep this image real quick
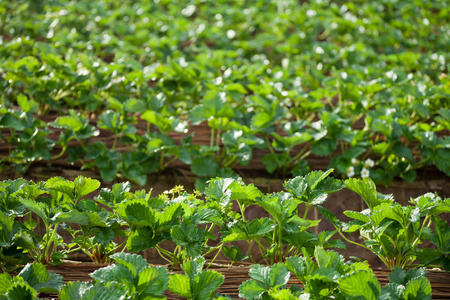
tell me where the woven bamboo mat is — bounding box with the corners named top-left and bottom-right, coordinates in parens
top-left (37, 263), bottom-right (450, 299)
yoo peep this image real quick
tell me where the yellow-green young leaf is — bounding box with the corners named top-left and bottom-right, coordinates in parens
top-left (110, 252), bottom-right (150, 276)
top-left (0, 272), bottom-right (13, 293)
top-left (168, 274), bottom-right (192, 298)
top-left (116, 199), bottom-right (155, 227)
top-left (4, 281), bottom-right (38, 300)
top-left (52, 115), bottom-right (84, 131)
top-left (45, 177), bottom-right (75, 200)
top-left (18, 262), bottom-right (63, 292)
top-left (137, 266), bottom-right (169, 296)
top-left (59, 281), bottom-right (127, 300)
top-left (191, 271), bottom-right (225, 299)
top-left (239, 279), bottom-right (268, 299)
top-left (73, 176), bottom-right (100, 201)
top-left (338, 270), bottom-right (380, 300)
top-left (345, 178), bottom-right (380, 210)
top-left (268, 288), bottom-right (299, 300)
top-left (403, 277), bottom-right (432, 300)
top-left (17, 94), bottom-right (37, 113)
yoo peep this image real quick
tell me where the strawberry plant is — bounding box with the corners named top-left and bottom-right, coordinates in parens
top-left (167, 257), bottom-right (225, 300)
top-left (18, 176), bottom-right (101, 265)
top-left (319, 177), bottom-right (450, 270)
top-left (2, 0), bottom-right (449, 185)
top-left (0, 262), bottom-right (63, 298)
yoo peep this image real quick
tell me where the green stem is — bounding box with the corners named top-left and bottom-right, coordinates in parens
top-left (247, 240), bottom-right (255, 263)
top-left (412, 216), bottom-right (431, 248)
top-left (210, 128), bottom-right (215, 147)
top-left (156, 245), bottom-right (176, 264)
top-left (303, 204), bottom-right (311, 219)
top-left (254, 239), bottom-right (270, 265)
top-left (278, 223), bottom-right (283, 263)
top-left (206, 245), bottom-right (223, 269)
top-left (156, 248), bottom-right (174, 265)
top-left (238, 202), bottom-right (247, 222)
top-left (44, 224), bottom-right (59, 263)
top-left (336, 228), bottom-right (369, 251)
top-left (51, 146), bottom-right (67, 160)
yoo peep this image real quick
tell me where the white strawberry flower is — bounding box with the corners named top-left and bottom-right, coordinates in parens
top-left (347, 166), bottom-right (355, 178)
top-left (361, 168), bottom-right (370, 178)
top-left (351, 158), bottom-right (359, 165)
top-left (365, 158), bottom-right (374, 168)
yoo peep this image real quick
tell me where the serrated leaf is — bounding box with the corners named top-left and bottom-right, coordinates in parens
top-left (239, 279), bottom-right (269, 299)
top-left (137, 266), bottom-right (169, 296)
top-left (0, 272), bottom-right (13, 292)
top-left (127, 227), bottom-right (164, 252)
top-left (204, 178), bottom-right (235, 207)
top-left (168, 274), bottom-right (192, 298)
top-left (345, 178), bottom-right (380, 210)
top-left (59, 281), bottom-right (128, 300)
top-left (344, 211), bottom-right (371, 223)
top-left (73, 176), bottom-right (101, 201)
top-left (338, 270), bottom-right (380, 300)
top-left (19, 199), bottom-right (49, 226)
top-left (222, 245), bottom-right (247, 262)
top-left (4, 281), bottom-right (38, 300)
top-left (248, 263), bottom-right (290, 288)
top-left (52, 210), bottom-right (90, 226)
top-left (403, 277), bottom-right (432, 300)
top-left (191, 270), bottom-right (225, 299)
top-left (110, 252), bottom-right (150, 276)
top-left (116, 199), bottom-right (155, 227)
top-left (91, 264), bottom-right (135, 287)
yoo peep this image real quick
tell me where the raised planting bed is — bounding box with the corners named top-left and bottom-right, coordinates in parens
top-left (1, 170), bottom-right (449, 299)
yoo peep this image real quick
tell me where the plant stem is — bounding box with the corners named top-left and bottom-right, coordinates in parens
top-left (206, 245), bottom-right (223, 268)
top-left (303, 204), bottom-right (311, 219)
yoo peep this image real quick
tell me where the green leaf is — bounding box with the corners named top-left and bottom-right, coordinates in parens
top-left (343, 211), bottom-right (371, 223)
top-left (19, 199), bottom-right (49, 226)
top-left (311, 138), bottom-right (337, 156)
top-left (338, 270), bottom-right (380, 300)
top-left (182, 257), bottom-right (206, 279)
top-left (268, 288), bottom-right (300, 300)
top-left (222, 245), bottom-right (247, 262)
top-left (249, 263), bottom-right (290, 288)
top-left (3, 281), bottom-right (38, 300)
top-left (59, 281), bottom-right (128, 300)
top-left (137, 266), bottom-right (169, 296)
top-left (73, 176), bottom-right (101, 201)
top-left (91, 264), bottom-right (135, 288)
top-left (191, 157), bottom-right (218, 177)
top-left (18, 263), bottom-right (63, 292)
top-left (127, 227), bottom-right (164, 252)
top-left (0, 113), bottom-right (26, 131)
top-left (52, 115), bottom-right (84, 131)
top-left (345, 178), bottom-right (381, 210)
top-left (116, 199), bottom-right (155, 227)
top-left (204, 178), bottom-right (235, 207)
top-left (52, 210), bottom-right (90, 226)
top-left (239, 279), bottom-right (268, 299)
top-left (0, 272), bottom-right (13, 292)
top-left (223, 218), bottom-right (275, 243)
top-left (168, 274), bottom-right (192, 298)
top-left (191, 270), bottom-right (225, 299)
top-left (110, 252), bottom-right (150, 277)
top-left (17, 94), bottom-right (37, 113)
top-left (403, 277), bottom-right (432, 300)
top-left (45, 177), bottom-right (75, 200)
top-left (286, 256), bottom-right (313, 282)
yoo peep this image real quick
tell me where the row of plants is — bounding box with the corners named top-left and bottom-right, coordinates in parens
top-left (2, 252), bottom-right (433, 299)
top-left (1, 0), bottom-right (450, 188)
top-left (1, 169), bottom-right (449, 274)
